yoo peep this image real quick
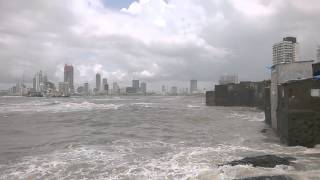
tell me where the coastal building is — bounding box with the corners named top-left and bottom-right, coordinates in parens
top-left (96, 73), bottom-right (101, 92)
top-left (219, 74), bottom-right (238, 85)
top-left (84, 83), bottom-right (89, 95)
top-left (213, 81), bottom-right (269, 107)
top-left (58, 82), bottom-right (70, 97)
top-left (276, 78), bottom-right (320, 147)
top-left (270, 61), bottom-right (313, 130)
top-left (190, 80), bottom-right (197, 94)
top-left (77, 86), bottom-right (84, 94)
top-left (102, 78), bottom-right (108, 94)
top-left (64, 64), bottom-right (74, 93)
top-left (170, 86), bottom-right (178, 96)
top-left (132, 80), bottom-right (139, 91)
top-left (126, 87), bottom-right (137, 94)
top-left (272, 37), bottom-right (299, 65)
top-left (140, 82), bottom-right (147, 95)
top-left (34, 71), bottom-right (43, 92)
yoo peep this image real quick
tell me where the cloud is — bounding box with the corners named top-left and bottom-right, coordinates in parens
top-left (0, 0), bottom-right (320, 90)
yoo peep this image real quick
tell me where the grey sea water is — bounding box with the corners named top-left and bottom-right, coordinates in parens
top-left (0, 96), bottom-right (319, 179)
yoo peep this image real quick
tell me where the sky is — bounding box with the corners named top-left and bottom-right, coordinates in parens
top-left (0, 0), bottom-right (320, 90)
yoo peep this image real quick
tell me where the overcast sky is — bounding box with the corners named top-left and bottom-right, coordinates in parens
top-left (1, 0), bottom-right (320, 90)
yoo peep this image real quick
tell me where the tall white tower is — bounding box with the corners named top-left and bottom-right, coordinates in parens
top-left (272, 37), bottom-right (299, 65)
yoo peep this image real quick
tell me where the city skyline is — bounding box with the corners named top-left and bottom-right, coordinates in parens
top-left (1, 0), bottom-right (320, 90)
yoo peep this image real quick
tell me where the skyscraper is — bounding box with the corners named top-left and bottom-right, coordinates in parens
top-left (140, 82), bottom-right (147, 95)
top-left (317, 45), bottom-right (320, 63)
top-left (96, 73), bottom-right (101, 91)
top-left (34, 70), bottom-right (43, 92)
top-left (64, 64), bottom-right (74, 93)
top-left (132, 80), bottom-right (139, 90)
top-left (272, 37), bottom-right (299, 65)
top-left (102, 78), bottom-right (109, 94)
top-left (102, 78), bottom-right (108, 90)
top-left (84, 83), bottom-right (89, 95)
top-left (190, 80), bottom-right (197, 94)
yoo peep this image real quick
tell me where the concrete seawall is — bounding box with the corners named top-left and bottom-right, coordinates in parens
top-left (206, 73), bottom-right (320, 147)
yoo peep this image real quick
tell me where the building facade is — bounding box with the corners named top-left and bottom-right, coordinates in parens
top-left (272, 37), bottom-right (299, 65)
top-left (140, 82), bottom-right (147, 95)
top-left (219, 74), bottom-right (238, 85)
top-left (64, 64), bottom-right (74, 93)
top-left (190, 80), bottom-right (197, 94)
top-left (96, 73), bottom-right (101, 91)
top-left (270, 61), bottom-right (313, 130)
top-left (132, 80), bottom-right (139, 90)
top-left (58, 82), bottom-right (70, 97)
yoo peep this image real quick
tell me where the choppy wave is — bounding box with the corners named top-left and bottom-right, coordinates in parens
top-left (1, 142), bottom-right (320, 180)
top-left (187, 104), bottom-right (201, 108)
top-left (228, 111), bottom-right (265, 122)
top-left (0, 101), bottom-right (122, 113)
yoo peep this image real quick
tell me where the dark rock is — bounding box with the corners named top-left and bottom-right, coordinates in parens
top-left (261, 129), bottom-right (267, 133)
top-left (234, 175), bottom-right (292, 180)
top-left (221, 155), bottom-right (295, 168)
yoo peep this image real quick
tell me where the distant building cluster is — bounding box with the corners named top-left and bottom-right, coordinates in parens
top-left (4, 63), bottom-right (151, 97)
top-left (219, 74), bottom-right (238, 85)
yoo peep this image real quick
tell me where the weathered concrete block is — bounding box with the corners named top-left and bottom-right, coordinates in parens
top-left (205, 91), bottom-right (215, 106)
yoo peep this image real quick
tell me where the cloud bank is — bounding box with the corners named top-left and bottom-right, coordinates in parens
top-left (0, 0), bottom-right (320, 89)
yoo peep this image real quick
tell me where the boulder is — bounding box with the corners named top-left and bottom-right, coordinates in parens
top-left (221, 155), bottom-right (295, 168)
top-left (234, 175), bottom-right (292, 180)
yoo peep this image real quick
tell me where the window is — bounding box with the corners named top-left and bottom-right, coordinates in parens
top-left (311, 89), bottom-right (320, 97)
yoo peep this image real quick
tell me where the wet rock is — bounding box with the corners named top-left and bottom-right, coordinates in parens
top-left (234, 175), bottom-right (292, 180)
top-left (260, 129), bottom-right (267, 133)
top-left (221, 155), bottom-right (295, 168)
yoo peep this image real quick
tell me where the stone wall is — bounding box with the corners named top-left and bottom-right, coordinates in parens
top-left (205, 91), bottom-right (215, 106)
top-left (270, 61), bottom-right (313, 130)
top-left (212, 81), bottom-right (269, 108)
top-left (277, 79), bottom-right (320, 147)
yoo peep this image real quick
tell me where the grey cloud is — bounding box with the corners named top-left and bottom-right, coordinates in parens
top-left (1, 0), bottom-right (320, 90)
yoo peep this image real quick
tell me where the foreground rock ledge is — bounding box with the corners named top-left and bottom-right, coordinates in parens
top-left (221, 155), bottom-right (296, 168)
top-left (234, 175), bottom-right (292, 180)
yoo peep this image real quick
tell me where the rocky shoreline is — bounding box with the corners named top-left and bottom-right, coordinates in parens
top-left (220, 155), bottom-right (296, 180)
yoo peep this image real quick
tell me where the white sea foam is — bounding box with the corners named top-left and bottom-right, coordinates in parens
top-left (228, 111), bottom-right (265, 122)
top-left (187, 105), bottom-right (201, 108)
top-left (1, 142), bottom-right (320, 180)
top-left (0, 101), bottom-right (123, 113)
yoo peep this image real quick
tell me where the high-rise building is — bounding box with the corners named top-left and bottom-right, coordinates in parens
top-left (171, 86), bottom-right (178, 95)
top-left (34, 70), bottom-right (43, 92)
top-left (33, 77), bottom-right (36, 90)
top-left (140, 82), bottom-right (147, 94)
top-left (84, 83), bottom-right (89, 95)
top-left (190, 80), bottom-right (197, 94)
top-left (132, 80), bottom-right (139, 90)
top-left (102, 78), bottom-right (108, 92)
top-left (273, 37), bottom-right (299, 65)
top-left (317, 45), bottom-right (320, 63)
top-left (96, 73), bottom-right (101, 91)
top-left (58, 82), bottom-right (70, 96)
top-left (64, 64), bottom-right (74, 93)
top-left (162, 85), bottom-right (166, 95)
top-left (219, 74), bottom-right (238, 85)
